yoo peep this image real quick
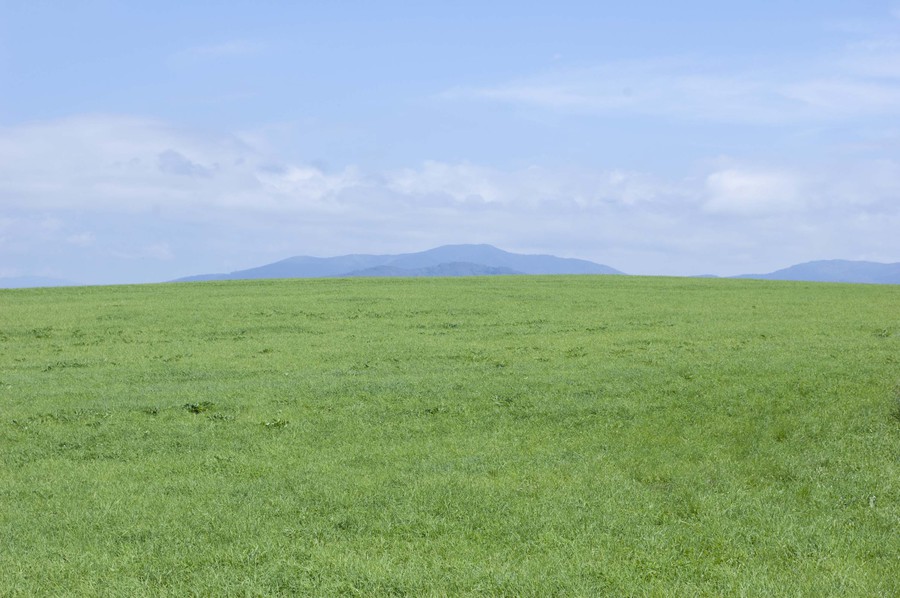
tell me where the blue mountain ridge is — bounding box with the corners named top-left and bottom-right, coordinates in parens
top-left (4, 250), bottom-right (896, 288)
top-left (172, 244), bottom-right (623, 281)
top-left (735, 260), bottom-right (900, 284)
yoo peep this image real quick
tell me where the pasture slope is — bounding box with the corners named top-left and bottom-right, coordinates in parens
top-left (1, 276), bottom-right (898, 596)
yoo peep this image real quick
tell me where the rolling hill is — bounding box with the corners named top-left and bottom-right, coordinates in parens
top-left (736, 260), bottom-right (900, 284)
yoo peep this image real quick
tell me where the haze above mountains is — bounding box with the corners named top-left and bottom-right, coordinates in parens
top-left (2, 245), bottom-right (899, 288)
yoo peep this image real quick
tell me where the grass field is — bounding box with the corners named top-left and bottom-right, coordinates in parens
top-left (1, 276), bottom-right (898, 596)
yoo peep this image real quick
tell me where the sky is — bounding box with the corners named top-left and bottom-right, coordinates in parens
top-left (1, 1), bottom-right (899, 284)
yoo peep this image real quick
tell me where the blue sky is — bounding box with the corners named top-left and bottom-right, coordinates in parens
top-left (1, 1), bottom-right (899, 284)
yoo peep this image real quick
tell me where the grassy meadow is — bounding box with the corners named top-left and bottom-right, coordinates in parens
top-left (1, 275), bottom-right (898, 596)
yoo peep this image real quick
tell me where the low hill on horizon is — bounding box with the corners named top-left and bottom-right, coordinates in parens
top-left (736, 259), bottom-right (900, 284)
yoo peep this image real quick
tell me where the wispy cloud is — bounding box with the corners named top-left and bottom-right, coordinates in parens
top-left (442, 23), bottom-right (900, 125)
top-left (782, 78), bottom-right (900, 116)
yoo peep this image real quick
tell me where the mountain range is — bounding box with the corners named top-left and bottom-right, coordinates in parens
top-left (735, 260), bottom-right (900, 284)
top-left (173, 244), bottom-right (623, 282)
top-left (2, 247), bottom-right (898, 288)
top-left (175, 248), bottom-right (900, 284)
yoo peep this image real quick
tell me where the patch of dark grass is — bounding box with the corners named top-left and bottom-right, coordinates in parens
top-left (42, 360), bottom-right (88, 372)
top-left (183, 401), bottom-right (215, 414)
top-left (891, 388), bottom-right (900, 424)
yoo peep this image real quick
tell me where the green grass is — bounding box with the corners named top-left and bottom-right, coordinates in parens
top-left (1, 276), bottom-right (898, 596)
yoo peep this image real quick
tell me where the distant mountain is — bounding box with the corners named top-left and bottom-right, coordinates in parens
top-left (173, 244), bottom-right (623, 282)
top-left (737, 260), bottom-right (900, 284)
top-left (0, 276), bottom-right (78, 289)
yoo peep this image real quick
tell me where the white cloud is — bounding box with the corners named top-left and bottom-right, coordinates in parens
top-left (387, 161), bottom-right (507, 204)
top-left (255, 164), bottom-right (363, 210)
top-left (0, 115), bottom-right (352, 215)
top-left (1, 114), bottom-right (898, 283)
top-left (704, 169), bottom-right (806, 214)
top-left (0, 117), bottom-right (682, 217)
top-left (385, 161), bottom-right (677, 209)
